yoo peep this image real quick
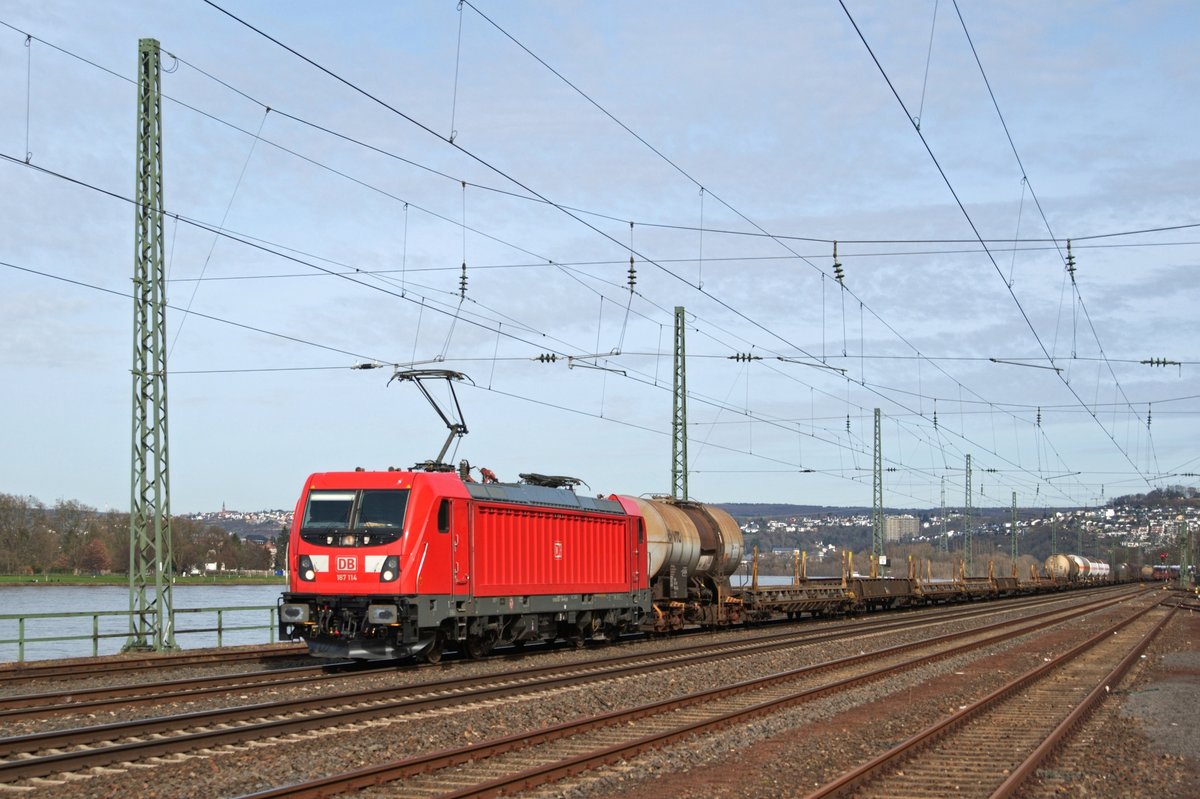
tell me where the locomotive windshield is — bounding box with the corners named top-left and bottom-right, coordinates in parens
top-left (302, 491), bottom-right (355, 529)
top-left (299, 489), bottom-right (410, 546)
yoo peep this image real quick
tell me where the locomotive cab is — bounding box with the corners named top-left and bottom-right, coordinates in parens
top-left (279, 470), bottom-right (467, 659)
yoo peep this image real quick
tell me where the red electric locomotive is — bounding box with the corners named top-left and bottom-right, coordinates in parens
top-left (279, 468), bottom-right (653, 661)
top-left (278, 370), bottom-right (744, 661)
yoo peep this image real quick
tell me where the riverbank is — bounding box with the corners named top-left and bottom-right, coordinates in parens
top-left (0, 574), bottom-right (286, 587)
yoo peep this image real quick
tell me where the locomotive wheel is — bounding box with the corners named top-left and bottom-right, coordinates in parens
top-left (421, 632), bottom-right (445, 664)
top-left (464, 634), bottom-right (494, 659)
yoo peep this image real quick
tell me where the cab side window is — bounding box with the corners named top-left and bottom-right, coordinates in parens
top-left (437, 499), bottom-right (451, 533)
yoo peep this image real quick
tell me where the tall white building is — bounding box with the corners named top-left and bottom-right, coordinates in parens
top-left (885, 514), bottom-right (919, 542)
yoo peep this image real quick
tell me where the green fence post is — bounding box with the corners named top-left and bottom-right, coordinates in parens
top-left (93, 615), bottom-right (100, 657)
top-left (18, 618), bottom-right (25, 663)
top-left (216, 610), bottom-right (223, 648)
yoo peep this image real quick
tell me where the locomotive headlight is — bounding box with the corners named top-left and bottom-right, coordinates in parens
top-left (368, 604), bottom-right (398, 624)
top-left (280, 603), bottom-right (310, 623)
top-left (341, 534), bottom-right (356, 547)
top-left (299, 555), bottom-right (316, 582)
top-left (380, 555), bottom-right (400, 583)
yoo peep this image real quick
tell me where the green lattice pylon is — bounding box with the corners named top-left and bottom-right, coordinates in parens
top-left (671, 306), bottom-right (688, 502)
top-left (125, 38), bottom-right (176, 653)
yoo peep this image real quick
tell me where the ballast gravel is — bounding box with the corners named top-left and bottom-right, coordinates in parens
top-left (5, 589), bottom-right (1190, 799)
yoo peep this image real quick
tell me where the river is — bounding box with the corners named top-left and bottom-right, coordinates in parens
top-left (0, 584), bottom-right (287, 663)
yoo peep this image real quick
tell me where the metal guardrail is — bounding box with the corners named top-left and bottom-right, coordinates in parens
top-left (0, 605), bottom-right (278, 662)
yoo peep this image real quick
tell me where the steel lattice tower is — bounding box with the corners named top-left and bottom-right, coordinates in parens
top-left (671, 306), bottom-right (688, 501)
top-left (963, 454), bottom-right (973, 576)
top-left (939, 476), bottom-right (948, 553)
top-left (872, 408), bottom-right (884, 560)
top-left (1178, 516), bottom-right (1192, 590)
top-left (1010, 491), bottom-right (1018, 565)
top-left (125, 38), bottom-right (176, 653)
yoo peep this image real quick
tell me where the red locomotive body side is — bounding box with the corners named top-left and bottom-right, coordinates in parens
top-left (469, 502), bottom-right (637, 596)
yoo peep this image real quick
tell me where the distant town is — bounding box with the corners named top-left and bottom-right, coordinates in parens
top-left (1, 488), bottom-right (1192, 579)
top-left (183, 490), bottom-right (1197, 577)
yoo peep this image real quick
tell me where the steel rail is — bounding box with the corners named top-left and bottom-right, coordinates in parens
top-left (0, 590), bottom-right (1138, 784)
top-left (987, 604), bottom-right (1176, 798)
top-left (0, 586), bottom-right (1124, 721)
top-left (0, 643), bottom-right (307, 684)
top-left (0, 660), bottom-right (362, 717)
top-left (228, 591), bottom-right (1151, 798)
top-left (799, 600), bottom-right (1172, 798)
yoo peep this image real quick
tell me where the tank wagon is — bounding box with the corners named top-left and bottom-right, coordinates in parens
top-left (1043, 553), bottom-right (1111, 581)
top-left (278, 468), bottom-right (744, 661)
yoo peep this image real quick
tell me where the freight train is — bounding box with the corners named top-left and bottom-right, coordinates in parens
top-left (278, 465), bottom-right (744, 661)
top-left (277, 463), bottom-right (1129, 662)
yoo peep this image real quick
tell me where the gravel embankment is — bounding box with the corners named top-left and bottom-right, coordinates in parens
top-left (5, 591), bottom-right (1171, 799)
top-left (520, 596), bottom-right (1198, 799)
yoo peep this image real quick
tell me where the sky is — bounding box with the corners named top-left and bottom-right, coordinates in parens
top-left (1, 1), bottom-right (1198, 514)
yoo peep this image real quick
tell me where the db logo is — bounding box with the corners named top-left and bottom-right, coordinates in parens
top-left (336, 556), bottom-right (357, 571)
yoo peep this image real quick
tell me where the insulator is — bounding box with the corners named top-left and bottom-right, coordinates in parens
top-left (846, 414), bottom-right (851, 433)
top-left (459, 262), bottom-right (468, 298)
top-left (1036, 407), bottom-right (1041, 427)
top-left (728, 353), bottom-right (761, 362)
top-left (627, 255), bottom-right (636, 290)
top-left (1066, 239), bottom-right (1076, 281)
top-left (933, 409), bottom-right (938, 429)
top-left (535, 353), bottom-right (559, 363)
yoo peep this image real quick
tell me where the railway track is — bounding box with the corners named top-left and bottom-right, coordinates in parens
top-left (35, 588), bottom-right (1125, 799)
top-left (0, 586), bottom-right (1131, 723)
top-left (223, 589), bottom-right (1158, 798)
top-left (801, 600), bottom-right (1174, 799)
top-left (0, 642), bottom-right (308, 686)
top-left (0, 587), bottom-right (1147, 796)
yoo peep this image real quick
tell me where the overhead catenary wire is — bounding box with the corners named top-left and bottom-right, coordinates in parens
top-left (436, 0), bottom-right (1131, 503)
top-left (0, 80), bottom-right (1132, 506)
top-left (948, 0), bottom-right (1160, 478)
top-left (0, 12), bottom-right (1185, 506)
top-left (836, 0), bottom-right (1154, 490)
top-left (3, 17), bottom-right (1197, 253)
